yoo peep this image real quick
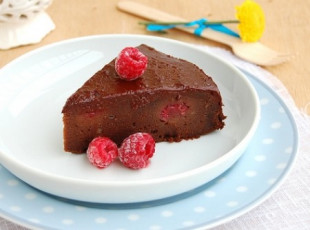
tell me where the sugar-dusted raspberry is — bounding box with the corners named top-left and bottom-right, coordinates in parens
top-left (119, 133), bottom-right (155, 169)
top-left (87, 137), bottom-right (118, 169)
top-left (160, 103), bottom-right (189, 122)
top-left (115, 47), bottom-right (148, 81)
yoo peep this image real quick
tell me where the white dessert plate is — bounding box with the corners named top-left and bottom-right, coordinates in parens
top-left (0, 35), bottom-right (260, 203)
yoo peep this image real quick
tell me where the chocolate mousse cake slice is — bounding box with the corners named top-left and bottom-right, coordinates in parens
top-left (62, 44), bottom-right (225, 153)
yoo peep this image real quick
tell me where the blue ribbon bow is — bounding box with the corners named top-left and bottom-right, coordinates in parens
top-left (146, 18), bottom-right (240, 38)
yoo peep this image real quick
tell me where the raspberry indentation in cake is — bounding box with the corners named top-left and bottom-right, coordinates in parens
top-left (84, 112), bottom-right (97, 118)
top-left (160, 102), bottom-right (189, 122)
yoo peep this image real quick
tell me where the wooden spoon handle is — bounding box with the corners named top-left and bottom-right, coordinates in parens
top-left (117, 0), bottom-right (239, 46)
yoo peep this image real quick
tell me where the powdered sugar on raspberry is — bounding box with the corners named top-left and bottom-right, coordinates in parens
top-left (119, 132), bottom-right (155, 169)
top-left (87, 137), bottom-right (118, 169)
top-left (115, 47), bottom-right (148, 81)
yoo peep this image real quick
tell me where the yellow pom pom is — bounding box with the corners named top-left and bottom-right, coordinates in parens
top-left (236, 0), bottom-right (265, 42)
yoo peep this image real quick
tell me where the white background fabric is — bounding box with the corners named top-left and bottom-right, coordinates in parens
top-left (0, 45), bottom-right (309, 230)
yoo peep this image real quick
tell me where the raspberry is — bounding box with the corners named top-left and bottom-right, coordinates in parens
top-left (160, 103), bottom-right (189, 122)
top-left (115, 47), bottom-right (148, 81)
top-left (119, 133), bottom-right (155, 169)
top-left (87, 137), bottom-right (118, 169)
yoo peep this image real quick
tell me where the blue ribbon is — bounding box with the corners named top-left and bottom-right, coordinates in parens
top-left (146, 18), bottom-right (240, 38)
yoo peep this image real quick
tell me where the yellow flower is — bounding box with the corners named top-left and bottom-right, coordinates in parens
top-left (236, 0), bottom-right (265, 42)
top-left (141, 0), bottom-right (266, 42)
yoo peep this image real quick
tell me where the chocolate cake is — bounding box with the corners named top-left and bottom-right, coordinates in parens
top-left (62, 44), bottom-right (225, 153)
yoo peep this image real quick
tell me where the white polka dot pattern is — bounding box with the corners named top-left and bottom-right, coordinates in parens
top-left (0, 68), bottom-right (298, 230)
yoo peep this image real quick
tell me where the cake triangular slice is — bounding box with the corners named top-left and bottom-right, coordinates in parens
top-left (62, 44), bottom-right (225, 153)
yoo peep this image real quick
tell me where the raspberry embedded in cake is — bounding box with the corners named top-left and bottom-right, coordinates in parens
top-left (160, 102), bottom-right (190, 122)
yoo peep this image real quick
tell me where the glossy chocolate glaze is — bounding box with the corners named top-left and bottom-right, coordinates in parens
top-left (62, 44), bottom-right (220, 114)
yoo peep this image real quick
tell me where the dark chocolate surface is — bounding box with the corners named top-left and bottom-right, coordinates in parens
top-left (62, 44), bottom-right (220, 113)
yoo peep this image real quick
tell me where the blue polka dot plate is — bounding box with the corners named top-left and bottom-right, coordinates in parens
top-left (0, 35), bottom-right (298, 229)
